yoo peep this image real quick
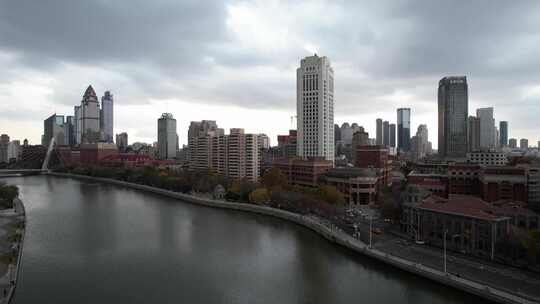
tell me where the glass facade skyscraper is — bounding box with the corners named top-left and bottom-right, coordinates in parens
top-left (397, 108), bottom-right (411, 152)
top-left (438, 76), bottom-right (468, 159)
top-left (499, 121), bottom-right (508, 147)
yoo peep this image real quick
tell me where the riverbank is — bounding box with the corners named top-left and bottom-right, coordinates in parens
top-left (46, 172), bottom-right (537, 304)
top-left (0, 197), bottom-right (25, 304)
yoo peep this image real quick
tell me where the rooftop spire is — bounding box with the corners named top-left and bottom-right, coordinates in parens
top-left (83, 85), bottom-right (97, 98)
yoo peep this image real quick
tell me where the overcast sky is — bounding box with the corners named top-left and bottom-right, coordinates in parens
top-left (1, 0), bottom-right (539, 148)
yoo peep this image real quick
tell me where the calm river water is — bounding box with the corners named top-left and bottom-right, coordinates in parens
top-left (4, 176), bottom-right (488, 303)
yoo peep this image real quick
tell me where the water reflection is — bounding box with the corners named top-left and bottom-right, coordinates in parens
top-left (2, 176), bottom-right (490, 304)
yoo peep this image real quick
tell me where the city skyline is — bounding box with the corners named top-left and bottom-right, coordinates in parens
top-left (1, 1), bottom-right (540, 148)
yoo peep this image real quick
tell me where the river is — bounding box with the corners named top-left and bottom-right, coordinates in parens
top-left (4, 176), bottom-right (489, 303)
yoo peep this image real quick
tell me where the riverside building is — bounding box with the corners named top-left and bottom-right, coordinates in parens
top-left (188, 123), bottom-right (261, 182)
top-left (80, 85), bottom-right (101, 144)
top-left (157, 113), bottom-right (178, 160)
top-left (100, 91), bottom-right (114, 143)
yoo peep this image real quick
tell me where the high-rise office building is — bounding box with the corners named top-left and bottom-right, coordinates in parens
top-left (116, 132), bottom-right (128, 152)
top-left (389, 124), bottom-right (396, 148)
top-left (383, 121), bottom-right (389, 146)
top-left (376, 118), bottom-right (383, 146)
top-left (334, 124), bottom-right (341, 148)
top-left (411, 124), bottom-right (429, 160)
top-left (64, 116), bottom-right (75, 146)
top-left (277, 130), bottom-right (298, 158)
top-left (509, 138), bottom-right (517, 149)
top-left (258, 134), bottom-right (270, 150)
top-left (520, 139), bottom-right (529, 150)
top-left (157, 113), bottom-right (177, 160)
top-left (476, 107), bottom-right (495, 149)
top-left (340, 123), bottom-right (355, 146)
top-left (397, 108), bottom-right (411, 152)
top-left (438, 76), bottom-right (468, 159)
top-left (74, 105), bottom-right (82, 145)
top-left (494, 127), bottom-right (500, 149)
top-left (80, 85), bottom-right (101, 143)
top-left (467, 116), bottom-right (480, 152)
top-left (43, 114), bottom-right (65, 146)
top-left (499, 121), bottom-right (508, 147)
top-left (0, 134), bottom-right (9, 163)
top-left (296, 54), bottom-right (334, 163)
top-left (100, 91), bottom-right (114, 143)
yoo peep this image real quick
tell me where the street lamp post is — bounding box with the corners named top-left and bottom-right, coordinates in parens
top-left (369, 216), bottom-right (373, 249)
top-left (444, 229), bottom-right (448, 273)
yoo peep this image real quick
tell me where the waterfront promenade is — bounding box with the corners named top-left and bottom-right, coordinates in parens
top-left (0, 198), bottom-right (25, 304)
top-left (46, 172), bottom-right (539, 304)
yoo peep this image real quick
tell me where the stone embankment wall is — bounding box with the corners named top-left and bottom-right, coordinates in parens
top-left (47, 172), bottom-right (536, 304)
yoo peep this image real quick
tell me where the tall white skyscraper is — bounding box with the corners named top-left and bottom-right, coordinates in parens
top-left (157, 113), bottom-right (177, 160)
top-left (100, 91), bottom-right (114, 143)
top-left (296, 54), bottom-right (334, 163)
top-left (477, 107), bottom-right (495, 149)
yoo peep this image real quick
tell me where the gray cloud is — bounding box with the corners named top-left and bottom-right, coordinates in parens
top-left (0, 0), bottom-right (539, 145)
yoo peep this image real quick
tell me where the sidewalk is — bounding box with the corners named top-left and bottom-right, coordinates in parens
top-left (0, 198), bottom-right (26, 304)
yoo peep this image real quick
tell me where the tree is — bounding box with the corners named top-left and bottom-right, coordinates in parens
top-left (227, 179), bottom-right (257, 203)
top-left (318, 185), bottom-right (345, 205)
top-left (0, 182), bottom-right (19, 209)
top-left (378, 186), bottom-right (400, 221)
top-left (249, 188), bottom-right (270, 204)
top-left (497, 228), bottom-right (526, 262)
top-left (261, 168), bottom-right (288, 190)
top-left (522, 229), bottom-right (540, 265)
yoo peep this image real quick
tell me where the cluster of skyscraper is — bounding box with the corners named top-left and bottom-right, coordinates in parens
top-left (43, 85), bottom-right (114, 147)
top-left (32, 58), bottom-right (536, 172)
top-left (0, 134), bottom-right (23, 164)
top-left (438, 76), bottom-right (523, 159)
top-left (467, 107), bottom-right (505, 152)
top-left (374, 108), bottom-right (431, 159)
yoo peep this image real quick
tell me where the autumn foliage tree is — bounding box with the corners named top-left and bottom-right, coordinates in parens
top-left (249, 188), bottom-right (270, 204)
top-left (261, 167), bottom-right (288, 191)
top-left (317, 185), bottom-right (345, 205)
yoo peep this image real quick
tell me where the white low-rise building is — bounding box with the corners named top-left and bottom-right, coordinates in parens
top-left (466, 151), bottom-right (507, 166)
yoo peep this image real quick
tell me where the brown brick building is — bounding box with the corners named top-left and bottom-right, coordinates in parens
top-left (80, 143), bottom-right (118, 164)
top-left (320, 167), bottom-right (379, 206)
top-left (354, 145), bottom-right (392, 187)
top-left (272, 156), bottom-right (333, 188)
top-left (480, 167), bottom-right (527, 202)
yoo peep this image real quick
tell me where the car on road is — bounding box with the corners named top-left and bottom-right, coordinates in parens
top-left (415, 240), bottom-right (425, 245)
top-left (371, 228), bottom-right (383, 235)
